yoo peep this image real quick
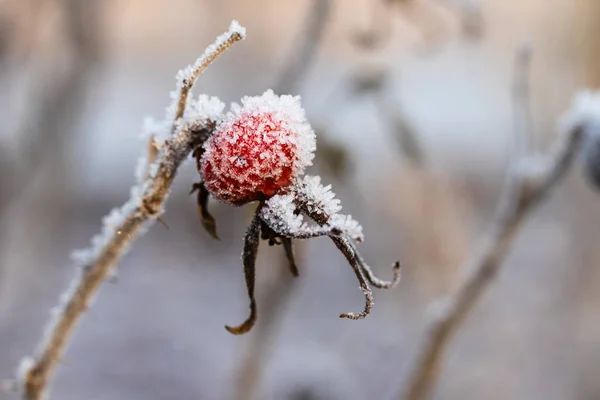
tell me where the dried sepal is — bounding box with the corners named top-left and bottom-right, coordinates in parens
top-left (190, 182), bottom-right (219, 240)
top-left (331, 236), bottom-right (374, 320)
top-left (281, 237), bottom-right (299, 278)
top-left (343, 237), bottom-right (402, 289)
top-left (259, 219), bottom-right (300, 278)
top-left (293, 178), bottom-right (401, 319)
top-left (225, 212), bottom-right (261, 335)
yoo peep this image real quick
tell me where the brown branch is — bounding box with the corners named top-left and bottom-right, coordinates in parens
top-left (20, 127), bottom-right (203, 399)
top-left (400, 124), bottom-right (584, 400)
top-left (15, 21), bottom-right (245, 400)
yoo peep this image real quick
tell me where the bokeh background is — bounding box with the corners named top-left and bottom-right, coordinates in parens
top-left (1, 0), bottom-right (600, 399)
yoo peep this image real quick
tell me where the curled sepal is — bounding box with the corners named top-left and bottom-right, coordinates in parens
top-left (281, 237), bottom-right (299, 277)
top-left (330, 236), bottom-right (374, 319)
top-left (225, 214), bottom-right (261, 335)
top-left (190, 182), bottom-right (219, 240)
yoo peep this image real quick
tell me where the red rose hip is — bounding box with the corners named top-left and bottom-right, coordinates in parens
top-left (200, 90), bottom-right (316, 205)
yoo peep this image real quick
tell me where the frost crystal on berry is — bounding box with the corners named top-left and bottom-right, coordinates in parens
top-left (201, 89), bottom-right (316, 204)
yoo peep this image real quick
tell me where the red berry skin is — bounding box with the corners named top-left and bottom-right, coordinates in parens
top-left (200, 91), bottom-right (316, 205)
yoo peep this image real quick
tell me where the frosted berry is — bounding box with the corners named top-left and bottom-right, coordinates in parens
top-left (200, 90), bottom-right (316, 205)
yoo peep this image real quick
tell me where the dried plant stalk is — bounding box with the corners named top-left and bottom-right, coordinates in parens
top-left (15, 22), bottom-right (245, 400)
top-left (400, 124), bottom-right (584, 400)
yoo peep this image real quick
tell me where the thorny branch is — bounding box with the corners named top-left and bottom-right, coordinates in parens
top-left (14, 21), bottom-right (245, 400)
top-left (399, 124), bottom-right (584, 399)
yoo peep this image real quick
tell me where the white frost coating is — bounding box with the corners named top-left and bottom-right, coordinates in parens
top-left (327, 214), bottom-right (364, 242)
top-left (85, 29), bottom-right (232, 262)
top-left (70, 181), bottom-right (154, 266)
top-left (141, 116), bottom-right (170, 143)
top-left (262, 194), bottom-right (305, 234)
top-left (561, 90), bottom-right (600, 134)
top-left (175, 20), bottom-right (246, 86)
top-left (295, 175), bottom-right (342, 216)
top-left (167, 20), bottom-right (246, 123)
top-left (184, 95), bottom-right (225, 127)
top-left (227, 89), bottom-right (317, 174)
top-left (135, 117), bottom-right (170, 183)
top-left (228, 19), bottom-right (247, 38)
top-left (16, 357), bottom-right (34, 390)
top-left (261, 193), bottom-right (360, 240)
top-left (134, 154), bottom-right (150, 184)
top-left (511, 154), bottom-right (551, 183)
top-left (200, 90), bottom-right (317, 203)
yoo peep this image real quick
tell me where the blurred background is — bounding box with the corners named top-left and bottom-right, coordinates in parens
top-left (0, 0), bottom-right (599, 399)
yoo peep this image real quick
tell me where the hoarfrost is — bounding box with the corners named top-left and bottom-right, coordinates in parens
top-left (561, 90), bottom-right (600, 134)
top-left (227, 89), bottom-right (317, 174)
top-left (261, 194), bottom-right (306, 234)
top-left (327, 213), bottom-right (364, 242)
top-left (295, 175), bottom-right (342, 216)
top-left (183, 94), bottom-right (225, 128)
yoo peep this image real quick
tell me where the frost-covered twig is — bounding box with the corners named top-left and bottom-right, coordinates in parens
top-left (399, 93), bottom-right (590, 400)
top-left (173, 21), bottom-right (244, 122)
top-left (15, 21), bottom-right (245, 400)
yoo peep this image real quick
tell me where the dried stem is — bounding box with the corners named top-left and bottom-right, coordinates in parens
top-left (16, 21), bottom-right (245, 400)
top-left (20, 126), bottom-right (209, 400)
top-left (374, 85), bottom-right (427, 167)
top-left (511, 42), bottom-right (534, 158)
top-left (274, 0), bottom-right (332, 94)
top-left (400, 124), bottom-right (584, 400)
top-left (173, 24), bottom-right (244, 122)
top-left (143, 136), bottom-right (160, 181)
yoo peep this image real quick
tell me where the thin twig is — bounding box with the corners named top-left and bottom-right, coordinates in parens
top-left (173, 28), bottom-right (243, 122)
top-left (15, 21), bottom-right (245, 400)
top-left (373, 84), bottom-right (427, 167)
top-left (511, 41), bottom-right (534, 158)
top-left (274, 0), bottom-right (332, 94)
top-left (350, 0), bottom-right (393, 51)
top-left (399, 123), bottom-right (584, 400)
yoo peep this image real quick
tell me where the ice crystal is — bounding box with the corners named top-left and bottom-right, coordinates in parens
top-left (183, 94), bottom-right (226, 129)
top-left (294, 175), bottom-right (342, 216)
top-left (261, 193), bottom-right (306, 234)
top-left (327, 213), bottom-right (364, 242)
